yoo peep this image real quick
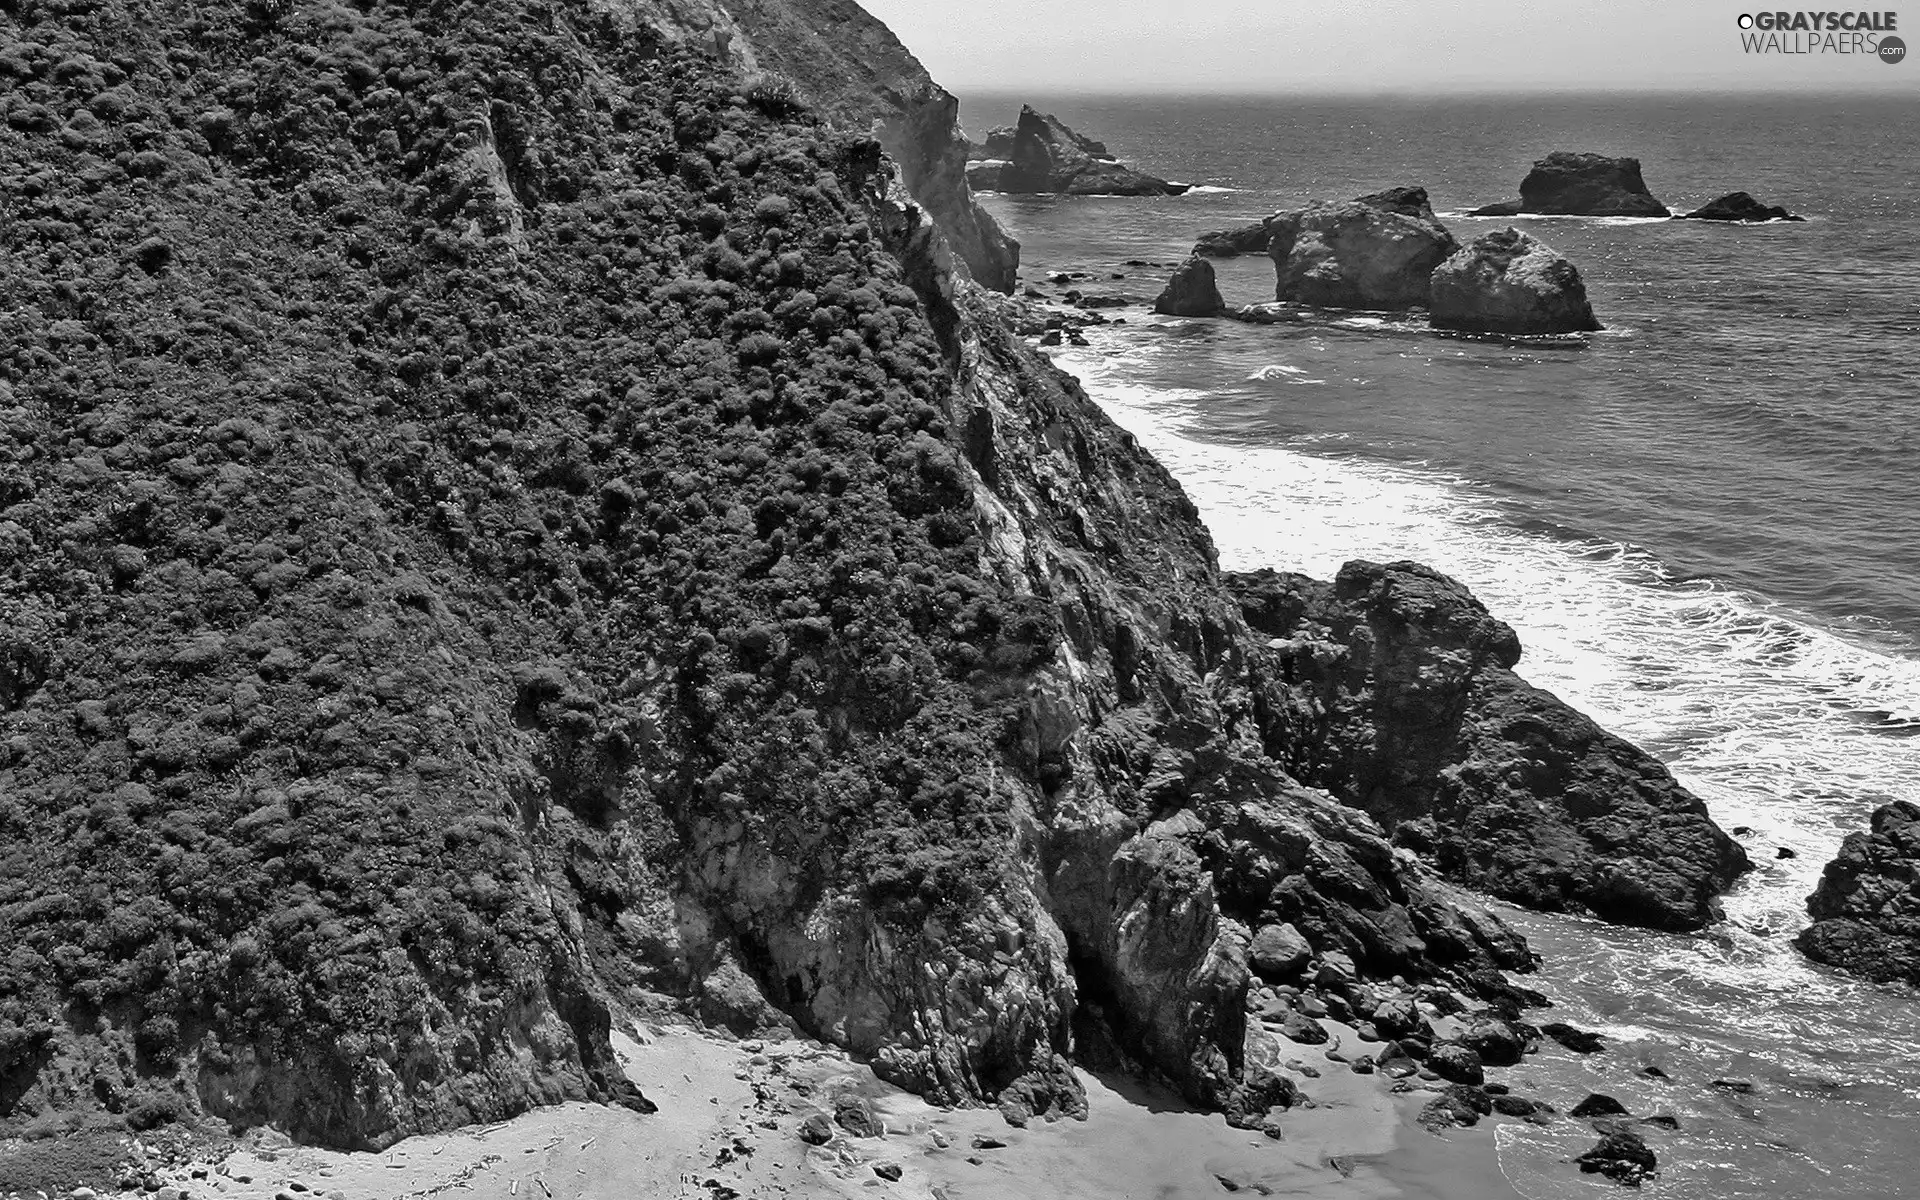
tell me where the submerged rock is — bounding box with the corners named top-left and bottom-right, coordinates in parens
top-left (1473, 151), bottom-right (1671, 218)
top-left (1577, 1130), bottom-right (1658, 1186)
top-left (1153, 256), bottom-right (1227, 317)
top-left (1193, 222), bottom-right (1273, 257)
top-left (1678, 191), bottom-right (1805, 222)
top-left (1267, 186), bottom-right (1458, 310)
top-left (1229, 561), bottom-right (1750, 930)
top-left (1797, 800), bottom-right (1920, 983)
top-left (1428, 227), bottom-right (1602, 335)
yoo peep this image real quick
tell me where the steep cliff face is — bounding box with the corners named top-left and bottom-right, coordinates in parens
top-left (0, 0), bottom-right (1741, 1161)
top-left (628, 0), bottom-right (1020, 291)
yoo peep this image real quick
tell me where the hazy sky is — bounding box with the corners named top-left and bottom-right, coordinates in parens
top-left (859, 1), bottom-right (1917, 93)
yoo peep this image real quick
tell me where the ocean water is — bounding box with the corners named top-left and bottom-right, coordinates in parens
top-left (961, 93), bottom-right (1920, 1197)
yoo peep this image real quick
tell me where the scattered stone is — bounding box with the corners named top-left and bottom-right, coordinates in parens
top-left (1460, 1017), bottom-right (1526, 1066)
top-left (1249, 922), bottom-right (1313, 979)
top-left (1427, 1043), bottom-right (1485, 1086)
top-left (1777, 846), bottom-right (1797, 859)
top-left (1576, 1130), bottom-right (1658, 1186)
top-left (1492, 1094), bottom-right (1541, 1118)
top-left (970, 1134), bottom-right (1007, 1150)
top-left (1640, 1066), bottom-right (1670, 1080)
top-left (873, 1163), bottom-right (903, 1182)
top-left (1371, 995), bottom-right (1427, 1041)
top-left (1261, 1119), bottom-right (1286, 1141)
top-left (1641, 1112), bottom-right (1681, 1130)
top-left (798, 1113), bottom-right (834, 1145)
top-left (1540, 1021), bottom-right (1606, 1053)
top-left (1280, 1012), bottom-right (1329, 1045)
top-left (1572, 1093), bottom-right (1630, 1119)
top-left (1711, 1079), bottom-right (1757, 1095)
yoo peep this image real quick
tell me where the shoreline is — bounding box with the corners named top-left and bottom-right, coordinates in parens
top-left (104, 1020), bottom-right (1533, 1200)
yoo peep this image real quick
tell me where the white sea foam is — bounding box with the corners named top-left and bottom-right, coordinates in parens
top-left (1177, 184), bottom-right (1240, 194)
top-left (1246, 363), bottom-right (1324, 384)
top-left (1056, 337), bottom-right (1920, 996)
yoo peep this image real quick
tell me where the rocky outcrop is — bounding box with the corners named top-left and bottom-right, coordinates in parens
top-left (968, 106), bottom-right (1189, 197)
top-left (646, 0), bottom-right (1021, 290)
top-left (1429, 228), bottom-right (1602, 335)
top-left (1228, 562), bottom-right (1749, 930)
top-left (1797, 801), bottom-right (1920, 982)
top-left (1194, 222), bottom-right (1272, 257)
top-left (1267, 187), bottom-right (1457, 310)
top-left (1153, 257), bottom-right (1227, 317)
top-left (1470, 152), bottom-right (1670, 218)
top-left (1678, 192), bottom-right (1804, 222)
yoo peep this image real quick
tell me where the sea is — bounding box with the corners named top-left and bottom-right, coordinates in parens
top-left (959, 91), bottom-right (1920, 1199)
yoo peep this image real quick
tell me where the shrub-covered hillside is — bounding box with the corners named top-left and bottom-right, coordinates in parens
top-left (0, 0), bottom-right (1053, 1151)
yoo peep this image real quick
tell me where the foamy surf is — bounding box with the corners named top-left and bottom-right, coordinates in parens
top-left (1056, 336), bottom-right (1920, 990)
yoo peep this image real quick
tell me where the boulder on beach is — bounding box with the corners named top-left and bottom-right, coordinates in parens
top-left (1678, 191), bottom-right (1804, 222)
top-left (1472, 151), bottom-right (1670, 218)
top-left (1267, 186), bottom-right (1458, 310)
top-left (1796, 800), bottom-right (1920, 983)
top-left (1428, 227), bottom-right (1602, 335)
top-left (1193, 221), bottom-right (1272, 257)
top-left (977, 105), bottom-right (1188, 196)
top-left (1153, 256), bottom-right (1227, 317)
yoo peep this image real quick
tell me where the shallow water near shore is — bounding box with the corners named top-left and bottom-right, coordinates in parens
top-left (971, 91), bottom-right (1920, 1197)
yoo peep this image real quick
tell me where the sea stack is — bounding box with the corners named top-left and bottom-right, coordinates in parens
top-left (966, 105), bottom-right (1188, 196)
top-left (1797, 800), bottom-right (1920, 983)
top-left (1470, 151), bottom-right (1671, 218)
top-left (1154, 256), bottom-right (1228, 317)
top-left (1267, 186), bottom-right (1458, 310)
top-left (1678, 192), bottom-right (1805, 222)
top-left (1428, 228), bottom-right (1603, 335)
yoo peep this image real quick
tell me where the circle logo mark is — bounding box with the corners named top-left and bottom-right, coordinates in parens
top-left (1881, 35), bottom-right (1907, 63)
top-left (1737, 13), bottom-right (1755, 28)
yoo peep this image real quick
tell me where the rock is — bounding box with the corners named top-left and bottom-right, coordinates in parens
top-left (970, 1134), bottom-right (1007, 1150)
top-left (873, 1163), bottom-right (903, 1182)
top-left (988, 105), bottom-right (1188, 196)
top-left (798, 1113), bottom-right (834, 1145)
top-left (1418, 1094), bottom-right (1482, 1131)
top-left (1370, 994), bottom-right (1428, 1041)
top-left (1711, 1078), bottom-right (1757, 1095)
top-left (1678, 191), bottom-right (1804, 222)
top-left (1279, 1012), bottom-right (1329, 1045)
top-left (1194, 222), bottom-right (1272, 257)
top-left (1488, 151), bottom-right (1671, 217)
top-left (1576, 1130), bottom-right (1658, 1186)
top-left (1492, 1094), bottom-right (1542, 1118)
top-left (1460, 1017), bottom-right (1525, 1067)
top-left (71, 1191), bottom-right (99, 1200)
top-left (835, 1095), bottom-right (881, 1137)
top-left (1266, 186), bottom-right (1458, 310)
top-left (1229, 561), bottom-right (1749, 930)
top-left (1152, 256), bottom-right (1226, 318)
top-left (1428, 228), bottom-right (1601, 335)
top-left (1571, 1093), bottom-right (1630, 1119)
top-left (1641, 1112), bottom-right (1680, 1130)
top-left (1315, 952), bottom-right (1356, 988)
top-left (1540, 1021), bottom-right (1606, 1053)
top-left (156, 1189), bottom-right (184, 1200)
top-left (1466, 200), bottom-right (1523, 217)
top-left (1427, 1043), bottom-right (1485, 1086)
top-left (1797, 801), bottom-right (1920, 983)
top-left (1776, 845), bottom-right (1796, 859)
top-left (1228, 302), bottom-right (1307, 325)
top-left (1248, 922), bottom-right (1313, 979)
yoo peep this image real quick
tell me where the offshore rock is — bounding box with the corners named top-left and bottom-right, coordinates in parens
top-left (1194, 222), bottom-right (1273, 257)
top-left (1229, 561), bottom-right (1749, 930)
top-left (1678, 191), bottom-right (1805, 222)
top-left (1153, 256), bottom-right (1228, 317)
top-left (1473, 151), bottom-right (1670, 218)
top-left (1797, 800), bottom-right (1920, 983)
top-left (985, 105), bottom-right (1189, 196)
top-left (1429, 228), bottom-right (1602, 335)
top-left (1267, 187), bottom-right (1458, 310)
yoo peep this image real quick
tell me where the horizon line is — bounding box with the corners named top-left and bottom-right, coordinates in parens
top-left (949, 83), bottom-right (1920, 97)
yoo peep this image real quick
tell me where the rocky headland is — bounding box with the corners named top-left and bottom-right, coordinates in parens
top-left (966, 105), bottom-right (1190, 196)
top-left (1469, 151), bottom-right (1671, 218)
top-left (0, 0), bottom-right (1757, 1193)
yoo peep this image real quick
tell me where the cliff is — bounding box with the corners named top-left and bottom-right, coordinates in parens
top-left (625, 0), bottom-right (1020, 291)
top-left (0, 0), bottom-right (1741, 1167)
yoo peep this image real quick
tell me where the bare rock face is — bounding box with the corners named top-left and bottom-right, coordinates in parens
top-left (1267, 187), bottom-right (1458, 310)
top-left (1153, 256), bottom-right (1227, 317)
top-left (1429, 228), bottom-right (1602, 335)
top-left (1679, 191), bottom-right (1804, 222)
top-left (1471, 151), bottom-right (1670, 218)
top-left (1193, 222), bottom-right (1272, 257)
top-left (1797, 801), bottom-right (1920, 983)
top-left (1229, 561), bottom-right (1749, 930)
top-left (981, 106), bottom-right (1189, 197)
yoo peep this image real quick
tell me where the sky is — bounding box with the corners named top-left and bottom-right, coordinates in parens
top-left (858, 0), bottom-right (1918, 93)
